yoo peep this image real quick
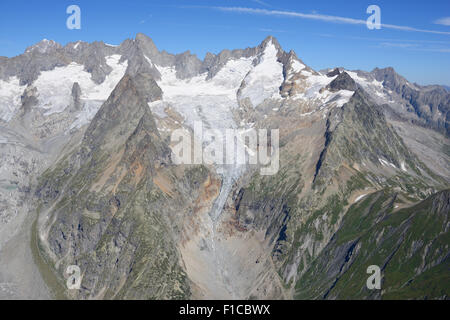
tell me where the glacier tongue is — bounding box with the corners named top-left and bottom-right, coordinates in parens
top-left (155, 60), bottom-right (249, 222)
top-left (209, 164), bottom-right (245, 221)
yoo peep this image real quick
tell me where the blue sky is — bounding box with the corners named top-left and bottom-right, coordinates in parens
top-left (1, 0), bottom-right (449, 85)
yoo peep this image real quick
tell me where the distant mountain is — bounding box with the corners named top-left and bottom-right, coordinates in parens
top-left (370, 67), bottom-right (449, 137)
top-left (0, 34), bottom-right (448, 300)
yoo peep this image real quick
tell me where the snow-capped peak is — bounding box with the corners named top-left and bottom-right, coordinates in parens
top-left (25, 39), bottom-right (62, 54)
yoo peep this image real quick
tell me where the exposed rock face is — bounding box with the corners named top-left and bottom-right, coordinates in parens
top-left (326, 72), bottom-right (357, 92)
top-left (229, 86), bottom-right (446, 296)
top-left (326, 68), bottom-right (341, 77)
top-left (80, 73), bottom-right (160, 151)
top-left (19, 85), bottom-right (38, 116)
top-left (1, 40), bottom-right (116, 86)
top-left (313, 89), bottom-right (417, 186)
top-left (71, 82), bottom-right (82, 110)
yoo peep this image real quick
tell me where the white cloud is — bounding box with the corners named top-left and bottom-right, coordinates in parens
top-left (217, 7), bottom-right (367, 25)
top-left (213, 7), bottom-right (450, 35)
top-left (250, 0), bottom-right (270, 7)
top-left (380, 42), bottom-right (417, 48)
top-left (315, 33), bottom-right (450, 45)
top-left (434, 17), bottom-right (450, 26)
top-left (258, 28), bottom-right (286, 33)
top-left (416, 47), bottom-right (450, 53)
top-left (375, 42), bottom-right (450, 53)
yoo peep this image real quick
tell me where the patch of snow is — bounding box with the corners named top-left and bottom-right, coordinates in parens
top-left (291, 59), bottom-right (305, 74)
top-left (293, 71), bottom-right (354, 110)
top-left (371, 79), bottom-right (384, 88)
top-left (26, 39), bottom-right (60, 54)
top-left (148, 100), bottom-right (167, 118)
top-left (325, 89), bottom-right (354, 107)
top-left (69, 100), bottom-right (103, 130)
top-left (300, 73), bottom-right (337, 100)
top-left (346, 71), bottom-right (368, 84)
top-left (144, 55), bottom-right (154, 67)
top-left (346, 71), bottom-right (384, 91)
top-left (400, 161), bottom-right (407, 172)
top-left (346, 71), bottom-right (387, 102)
top-left (379, 158), bottom-right (397, 168)
top-left (301, 70), bottom-right (312, 77)
top-left (354, 194), bottom-right (367, 202)
top-left (299, 111), bottom-right (314, 117)
top-left (83, 55), bottom-right (128, 100)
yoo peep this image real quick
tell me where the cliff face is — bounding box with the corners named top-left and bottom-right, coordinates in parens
top-left (35, 73), bottom-right (215, 299)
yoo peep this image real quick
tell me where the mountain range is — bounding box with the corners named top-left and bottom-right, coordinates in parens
top-left (0, 34), bottom-right (448, 299)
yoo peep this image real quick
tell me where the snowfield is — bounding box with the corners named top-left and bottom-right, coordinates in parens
top-left (240, 40), bottom-right (284, 107)
top-left (34, 55), bottom-right (127, 118)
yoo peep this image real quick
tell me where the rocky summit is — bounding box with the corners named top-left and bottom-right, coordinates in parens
top-left (0, 34), bottom-right (448, 300)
